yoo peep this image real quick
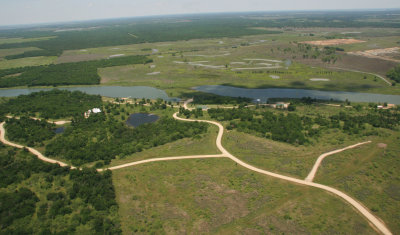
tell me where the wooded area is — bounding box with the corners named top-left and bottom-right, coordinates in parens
top-left (0, 89), bottom-right (102, 119)
top-left (0, 55), bottom-right (151, 87)
top-left (0, 145), bottom-right (121, 234)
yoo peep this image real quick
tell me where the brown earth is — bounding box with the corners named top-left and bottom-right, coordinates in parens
top-left (301, 39), bottom-right (366, 46)
top-left (348, 47), bottom-right (400, 63)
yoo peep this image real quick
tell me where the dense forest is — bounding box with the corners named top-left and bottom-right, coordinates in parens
top-left (184, 106), bottom-right (400, 145)
top-left (45, 113), bottom-right (208, 165)
top-left (0, 90), bottom-right (102, 119)
top-left (5, 117), bottom-right (55, 146)
top-left (0, 55), bottom-right (151, 87)
top-left (0, 145), bottom-right (121, 234)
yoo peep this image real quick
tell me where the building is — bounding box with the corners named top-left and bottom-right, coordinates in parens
top-left (84, 108), bottom-right (102, 118)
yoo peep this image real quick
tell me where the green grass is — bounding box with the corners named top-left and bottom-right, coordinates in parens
top-left (0, 47), bottom-right (41, 58)
top-left (113, 158), bottom-right (376, 234)
top-left (0, 56), bottom-right (57, 69)
top-left (315, 129), bottom-right (400, 234)
top-left (0, 36), bottom-right (56, 45)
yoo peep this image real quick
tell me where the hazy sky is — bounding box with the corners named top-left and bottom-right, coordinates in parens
top-left (0, 0), bottom-right (399, 26)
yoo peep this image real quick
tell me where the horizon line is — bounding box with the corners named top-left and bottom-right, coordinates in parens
top-left (0, 8), bottom-right (399, 29)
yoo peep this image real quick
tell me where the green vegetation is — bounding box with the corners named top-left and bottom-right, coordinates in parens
top-left (5, 117), bottom-right (55, 146)
top-left (0, 55), bottom-right (151, 87)
top-left (0, 56), bottom-right (57, 70)
top-left (387, 64), bottom-right (400, 83)
top-left (182, 91), bottom-right (252, 105)
top-left (46, 113), bottom-right (208, 165)
top-left (113, 158), bottom-right (375, 234)
top-left (0, 90), bottom-right (102, 119)
top-left (195, 104), bottom-right (400, 145)
top-left (0, 145), bottom-right (121, 234)
top-left (316, 130), bottom-right (400, 233)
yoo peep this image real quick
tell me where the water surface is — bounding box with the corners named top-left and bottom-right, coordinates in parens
top-left (126, 113), bottom-right (159, 127)
top-left (195, 85), bottom-right (400, 104)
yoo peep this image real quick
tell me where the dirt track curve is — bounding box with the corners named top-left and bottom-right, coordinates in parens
top-left (0, 100), bottom-right (392, 235)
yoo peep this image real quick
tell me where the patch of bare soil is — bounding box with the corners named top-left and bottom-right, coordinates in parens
top-left (377, 143), bottom-right (387, 148)
top-left (301, 39), bottom-right (365, 46)
top-left (348, 47), bottom-right (400, 63)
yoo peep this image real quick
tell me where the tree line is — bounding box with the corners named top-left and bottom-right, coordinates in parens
top-left (0, 55), bottom-right (151, 87)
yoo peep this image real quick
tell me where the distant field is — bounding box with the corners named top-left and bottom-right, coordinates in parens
top-left (0, 36), bottom-right (56, 45)
top-left (0, 56), bottom-right (57, 69)
top-left (113, 158), bottom-right (375, 234)
top-left (0, 47), bottom-right (40, 58)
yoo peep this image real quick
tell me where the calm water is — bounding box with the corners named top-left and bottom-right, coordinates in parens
top-left (54, 127), bottom-right (65, 134)
top-left (195, 85), bottom-right (400, 104)
top-left (126, 113), bottom-right (159, 127)
top-left (0, 86), bottom-right (179, 101)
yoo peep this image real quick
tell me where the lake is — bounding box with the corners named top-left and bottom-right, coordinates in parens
top-left (0, 86), bottom-right (179, 101)
top-left (126, 113), bottom-right (159, 127)
top-left (195, 85), bottom-right (400, 104)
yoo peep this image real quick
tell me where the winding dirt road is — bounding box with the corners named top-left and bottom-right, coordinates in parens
top-left (0, 100), bottom-right (392, 235)
top-left (0, 122), bottom-right (74, 168)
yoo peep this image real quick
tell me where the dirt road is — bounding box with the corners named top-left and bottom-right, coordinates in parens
top-left (305, 141), bottom-right (371, 182)
top-left (0, 122), bottom-right (74, 168)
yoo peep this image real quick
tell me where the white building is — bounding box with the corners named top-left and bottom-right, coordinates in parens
top-left (84, 108), bottom-right (102, 118)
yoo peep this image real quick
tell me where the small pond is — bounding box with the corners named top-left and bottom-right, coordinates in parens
top-left (126, 113), bottom-right (159, 127)
top-left (54, 127), bottom-right (65, 134)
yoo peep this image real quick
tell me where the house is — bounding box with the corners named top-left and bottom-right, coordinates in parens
top-left (270, 102), bottom-right (290, 109)
top-left (84, 108), bottom-right (102, 118)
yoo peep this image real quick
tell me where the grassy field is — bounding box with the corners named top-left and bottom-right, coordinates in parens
top-left (0, 56), bottom-right (57, 69)
top-left (112, 158), bottom-right (376, 234)
top-left (0, 36), bottom-right (56, 45)
top-left (0, 47), bottom-right (40, 58)
top-left (315, 129), bottom-right (400, 234)
top-left (95, 32), bottom-right (400, 96)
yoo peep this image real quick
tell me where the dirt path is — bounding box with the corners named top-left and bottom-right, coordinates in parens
top-left (305, 141), bottom-right (371, 182)
top-left (0, 100), bottom-right (392, 235)
top-left (0, 122), bottom-right (74, 169)
top-left (98, 154), bottom-right (226, 171)
top-left (6, 115), bottom-right (71, 125)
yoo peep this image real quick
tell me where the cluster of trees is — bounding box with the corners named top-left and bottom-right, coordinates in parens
top-left (0, 55), bottom-right (151, 87)
top-left (182, 92), bottom-right (252, 105)
top-left (0, 144), bottom-right (121, 234)
top-left (297, 44), bottom-right (340, 63)
top-left (0, 90), bottom-right (102, 119)
top-left (179, 107), bottom-right (204, 118)
top-left (45, 113), bottom-right (208, 165)
top-left (206, 106), bottom-right (400, 145)
top-left (387, 65), bottom-right (400, 83)
top-left (0, 187), bottom-right (39, 230)
top-left (5, 117), bottom-right (55, 146)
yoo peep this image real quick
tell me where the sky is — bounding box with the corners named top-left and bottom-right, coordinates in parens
top-left (0, 0), bottom-right (399, 26)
